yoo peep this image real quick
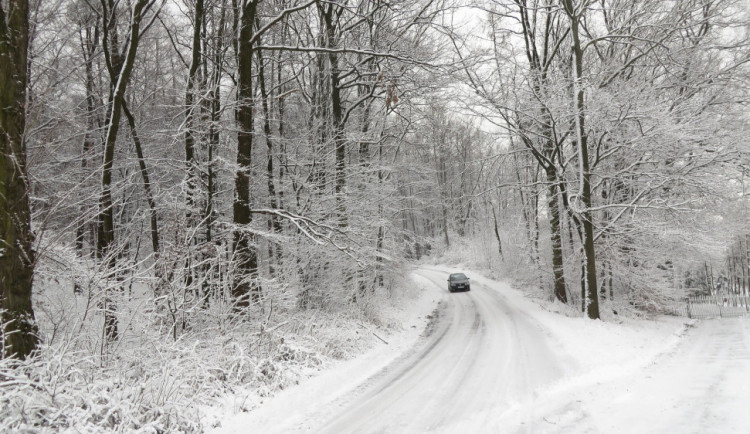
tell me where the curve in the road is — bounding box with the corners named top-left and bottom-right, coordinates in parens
top-left (313, 267), bottom-right (567, 433)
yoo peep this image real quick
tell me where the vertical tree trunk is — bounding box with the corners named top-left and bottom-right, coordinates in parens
top-left (0, 0), bottom-right (38, 359)
top-left (97, 0), bottom-right (155, 340)
top-left (438, 157), bottom-right (450, 248)
top-left (374, 124), bottom-right (387, 288)
top-left (498, 1), bottom-right (568, 300)
top-left (256, 38), bottom-right (282, 277)
top-left (511, 144), bottom-right (539, 266)
top-left (75, 23), bottom-right (100, 264)
top-left (563, 0), bottom-right (599, 319)
top-left (122, 101), bottom-right (159, 256)
top-left (320, 3), bottom-right (347, 227)
top-left (276, 44), bottom-right (287, 212)
top-left (742, 239), bottom-right (747, 296)
top-left (491, 204), bottom-right (503, 258)
top-left (728, 254), bottom-right (734, 293)
top-left (545, 166), bottom-right (567, 303)
top-left (232, 0), bottom-right (261, 307)
top-left (204, 0), bottom-right (226, 248)
top-left (704, 261), bottom-right (712, 294)
top-left (182, 0), bottom-right (205, 293)
top-left (184, 0), bottom-right (204, 223)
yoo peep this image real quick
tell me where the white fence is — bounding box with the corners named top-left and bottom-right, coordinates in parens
top-left (672, 295), bottom-right (750, 319)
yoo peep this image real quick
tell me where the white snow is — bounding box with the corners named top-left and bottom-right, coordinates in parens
top-left (210, 271), bottom-right (446, 432)
top-left (210, 265), bottom-right (750, 433)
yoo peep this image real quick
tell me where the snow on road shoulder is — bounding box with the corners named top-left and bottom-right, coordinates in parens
top-left (452, 266), bottom-right (690, 379)
top-left (448, 266), bottom-right (705, 432)
top-left (211, 264), bottom-right (704, 433)
top-left (210, 272), bottom-right (445, 433)
top-left (528, 317), bottom-right (750, 434)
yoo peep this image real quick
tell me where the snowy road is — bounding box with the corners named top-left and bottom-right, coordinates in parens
top-left (313, 267), bottom-right (568, 433)
top-left (214, 267), bottom-right (750, 433)
top-left (215, 266), bottom-right (574, 433)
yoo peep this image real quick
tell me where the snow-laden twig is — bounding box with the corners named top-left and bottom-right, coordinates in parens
top-left (249, 208), bottom-right (367, 267)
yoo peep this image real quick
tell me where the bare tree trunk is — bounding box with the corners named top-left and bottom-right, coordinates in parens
top-left (728, 253), bottom-right (734, 293)
top-left (97, 0), bottom-right (157, 340)
top-left (122, 100), bottom-right (159, 256)
top-left (256, 39), bottom-right (282, 278)
top-left (491, 204), bottom-right (503, 258)
top-left (199, 0), bottom-right (227, 306)
top-left (497, 2), bottom-right (568, 297)
top-left (375, 126), bottom-right (387, 288)
top-left (320, 2), bottom-right (347, 227)
top-left (184, 0), bottom-right (204, 223)
top-left (0, 0), bottom-right (38, 359)
top-left (563, 0), bottom-right (599, 319)
top-left (203, 0), bottom-right (227, 248)
top-left (438, 157), bottom-right (450, 248)
top-left (75, 22), bottom-right (100, 266)
top-left (233, 0), bottom-right (261, 307)
top-left (742, 239), bottom-right (747, 296)
top-left (180, 0), bottom-right (205, 294)
top-left (546, 165), bottom-right (567, 303)
top-left (510, 143), bottom-right (540, 266)
top-left (275, 44), bottom-right (287, 213)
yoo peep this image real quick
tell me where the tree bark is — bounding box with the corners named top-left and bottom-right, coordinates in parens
top-left (546, 165), bottom-right (567, 303)
top-left (256, 36), bottom-right (282, 277)
top-left (320, 2), bottom-right (347, 227)
top-left (97, 0), bottom-right (156, 340)
top-left (491, 204), bottom-right (503, 258)
top-left (562, 0), bottom-right (599, 319)
top-left (515, 0), bottom-right (568, 303)
top-left (75, 22), bottom-right (100, 262)
top-left (184, 0), bottom-right (204, 223)
top-left (122, 100), bottom-right (159, 256)
top-left (204, 0), bottom-right (227, 246)
top-left (232, 0), bottom-right (261, 307)
top-left (0, 0), bottom-right (38, 359)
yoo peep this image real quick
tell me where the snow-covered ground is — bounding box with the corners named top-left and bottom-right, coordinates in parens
top-left (211, 265), bottom-right (750, 433)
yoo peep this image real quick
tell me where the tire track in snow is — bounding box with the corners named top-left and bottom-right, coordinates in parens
top-left (311, 267), bottom-right (566, 433)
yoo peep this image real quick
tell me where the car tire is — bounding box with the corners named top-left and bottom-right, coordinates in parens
top-left (466, 286), bottom-right (471, 292)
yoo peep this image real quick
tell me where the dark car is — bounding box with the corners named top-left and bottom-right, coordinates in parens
top-left (448, 273), bottom-right (470, 292)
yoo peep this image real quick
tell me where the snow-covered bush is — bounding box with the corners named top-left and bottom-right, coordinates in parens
top-left (0, 244), bottom-right (412, 433)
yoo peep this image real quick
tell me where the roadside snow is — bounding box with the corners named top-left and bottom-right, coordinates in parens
top-left (211, 266), bottom-right (750, 433)
top-left (209, 272), bottom-right (445, 432)
top-left (530, 319), bottom-right (750, 434)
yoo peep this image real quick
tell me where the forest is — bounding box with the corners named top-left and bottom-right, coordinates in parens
top-left (2, 0), bottom-right (750, 431)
